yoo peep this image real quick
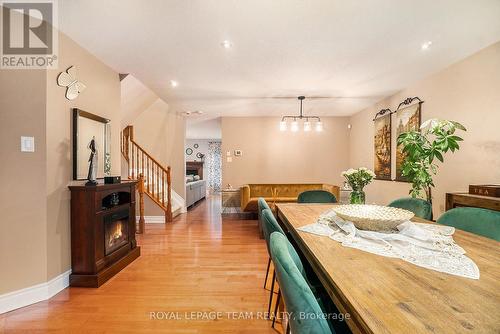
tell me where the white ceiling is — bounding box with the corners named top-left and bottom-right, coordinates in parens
top-left (185, 118), bottom-right (221, 139)
top-left (59, 0), bottom-right (500, 120)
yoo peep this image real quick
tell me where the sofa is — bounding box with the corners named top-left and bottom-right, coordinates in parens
top-left (240, 183), bottom-right (340, 212)
top-left (186, 179), bottom-right (206, 208)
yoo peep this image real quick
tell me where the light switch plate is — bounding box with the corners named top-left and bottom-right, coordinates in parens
top-left (226, 157), bottom-right (233, 162)
top-left (21, 136), bottom-right (35, 152)
top-left (226, 151), bottom-right (231, 157)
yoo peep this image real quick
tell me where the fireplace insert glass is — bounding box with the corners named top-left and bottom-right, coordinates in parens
top-left (104, 210), bottom-right (129, 255)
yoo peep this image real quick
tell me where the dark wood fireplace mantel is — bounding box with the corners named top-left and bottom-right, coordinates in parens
top-left (186, 161), bottom-right (204, 180)
top-left (68, 181), bottom-right (140, 287)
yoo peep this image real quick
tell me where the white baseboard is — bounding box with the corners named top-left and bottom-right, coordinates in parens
top-left (136, 216), bottom-right (165, 223)
top-left (0, 269), bottom-right (71, 314)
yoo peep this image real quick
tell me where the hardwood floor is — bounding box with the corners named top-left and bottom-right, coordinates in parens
top-left (1, 196), bottom-right (279, 333)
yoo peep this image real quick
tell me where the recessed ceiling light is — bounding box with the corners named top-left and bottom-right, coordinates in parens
top-left (421, 41), bottom-right (432, 50)
top-left (170, 80), bottom-right (178, 87)
top-left (221, 40), bottom-right (232, 49)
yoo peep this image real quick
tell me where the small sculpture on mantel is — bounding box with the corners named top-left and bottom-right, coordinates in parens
top-left (86, 136), bottom-right (98, 186)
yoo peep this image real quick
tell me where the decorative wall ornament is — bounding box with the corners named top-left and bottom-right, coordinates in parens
top-left (193, 143), bottom-right (199, 149)
top-left (57, 66), bottom-right (86, 100)
top-left (86, 136), bottom-right (98, 186)
top-left (104, 123), bottom-right (111, 176)
top-left (395, 97), bottom-right (423, 181)
top-left (185, 148), bottom-right (193, 155)
top-left (373, 110), bottom-right (392, 180)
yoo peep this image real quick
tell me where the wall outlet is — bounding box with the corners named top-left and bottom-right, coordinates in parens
top-left (21, 136), bottom-right (35, 152)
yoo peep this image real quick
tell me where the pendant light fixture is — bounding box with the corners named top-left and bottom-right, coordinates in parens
top-left (279, 96), bottom-right (323, 132)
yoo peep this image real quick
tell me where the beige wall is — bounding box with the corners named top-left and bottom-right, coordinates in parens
top-left (0, 30), bottom-right (121, 295)
top-left (349, 42), bottom-right (500, 217)
top-left (128, 98), bottom-right (186, 215)
top-left (221, 117), bottom-right (350, 188)
top-left (45, 32), bottom-right (121, 280)
top-left (120, 75), bottom-right (158, 128)
top-left (0, 69), bottom-right (48, 294)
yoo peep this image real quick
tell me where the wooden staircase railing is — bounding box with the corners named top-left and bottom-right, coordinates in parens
top-left (121, 125), bottom-right (173, 224)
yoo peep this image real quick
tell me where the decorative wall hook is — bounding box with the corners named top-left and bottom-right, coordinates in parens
top-left (373, 108), bottom-right (392, 121)
top-left (395, 96), bottom-right (423, 111)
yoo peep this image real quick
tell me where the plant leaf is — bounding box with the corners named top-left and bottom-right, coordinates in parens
top-left (450, 121), bottom-right (467, 131)
top-left (434, 151), bottom-right (444, 162)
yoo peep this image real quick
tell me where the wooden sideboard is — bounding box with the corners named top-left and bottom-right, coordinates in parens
top-left (446, 192), bottom-right (500, 212)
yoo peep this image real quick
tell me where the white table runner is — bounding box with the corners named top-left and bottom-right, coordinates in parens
top-left (297, 209), bottom-right (480, 279)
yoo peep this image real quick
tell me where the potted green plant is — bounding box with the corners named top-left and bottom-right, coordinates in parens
top-left (341, 167), bottom-right (376, 204)
top-left (397, 119), bottom-right (466, 204)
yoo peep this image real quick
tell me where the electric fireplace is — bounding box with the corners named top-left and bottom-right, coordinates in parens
top-left (68, 181), bottom-right (140, 287)
top-left (104, 210), bottom-right (129, 256)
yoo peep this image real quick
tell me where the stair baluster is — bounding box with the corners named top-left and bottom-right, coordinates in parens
top-left (137, 173), bottom-right (145, 234)
top-left (161, 170), bottom-right (165, 206)
top-left (121, 125), bottom-right (173, 223)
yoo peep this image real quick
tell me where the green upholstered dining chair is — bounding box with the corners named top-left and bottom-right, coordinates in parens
top-left (262, 209), bottom-right (310, 280)
top-left (262, 208), bottom-right (286, 248)
top-left (258, 197), bottom-right (271, 239)
top-left (270, 232), bottom-right (334, 334)
top-left (298, 190), bottom-right (337, 204)
top-left (261, 208), bottom-right (286, 319)
top-left (258, 198), bottom-right (272, 289)
top-left (259, 198), bottom-right (277, 288)
top-left (262, 208), bottom-right (322, 328)
top-left (388, 197), bottom-right (432, 220)
top-left (437, 207), bottom-right (500, 241)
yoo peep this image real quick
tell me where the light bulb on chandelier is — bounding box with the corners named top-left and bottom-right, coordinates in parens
top-left (279, 120), bottom-right (287, 131)
top-left (303, 119), bottom-right (311, 131)
top-left (315, 121), bottom-right (323, 132)
top-left (279, 96), bottom-right (322, 133)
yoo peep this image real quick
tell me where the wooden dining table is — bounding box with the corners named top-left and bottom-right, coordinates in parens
top-left (276, 203), bottom-right (500, 334)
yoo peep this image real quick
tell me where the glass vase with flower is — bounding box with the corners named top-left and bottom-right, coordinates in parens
top-left (341, 167), bottom-right (376, 204)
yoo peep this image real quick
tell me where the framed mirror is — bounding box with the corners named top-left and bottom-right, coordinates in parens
top-left (73, 108), bottom-right (110, 180)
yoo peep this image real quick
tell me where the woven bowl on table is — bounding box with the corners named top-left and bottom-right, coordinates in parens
top-left (332, 204), bottom-right (415, 231)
